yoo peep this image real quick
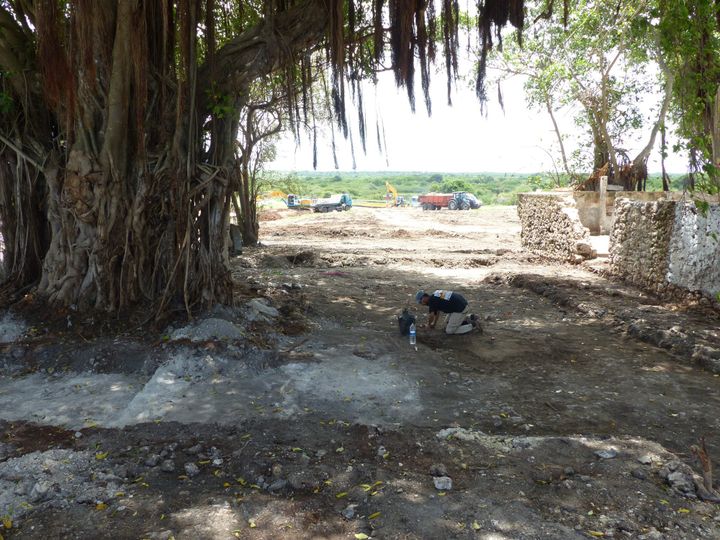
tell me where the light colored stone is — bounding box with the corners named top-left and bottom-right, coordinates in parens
top-left (184, 462), bottom-right (200, 477)
top-left (436, 427), bottom-right (485, 442)
top-left (433, 476), bottom-right (452, 491)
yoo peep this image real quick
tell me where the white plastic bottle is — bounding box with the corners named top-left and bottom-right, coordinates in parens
top-left (409, 322), bottom-right (416, 345)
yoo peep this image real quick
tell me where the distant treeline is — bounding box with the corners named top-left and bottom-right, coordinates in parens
top-left (265, 171), bottom-right (682, 206)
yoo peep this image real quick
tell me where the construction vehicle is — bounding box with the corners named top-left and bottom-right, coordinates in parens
top-left (311, 193), bottom-right (353, 213)
top-left (418, 191), bottom-right (481, 211)
top-left (385, 182), bottom-right (405, 206)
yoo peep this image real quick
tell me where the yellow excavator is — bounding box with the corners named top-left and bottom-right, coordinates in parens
top-left (259, 190), bottom-right (312, 208)
top-left (385, 182), bottom-right (405, 207)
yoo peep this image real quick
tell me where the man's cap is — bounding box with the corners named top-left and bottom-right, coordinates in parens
top-left (415, 290), bottom-right (425, 304)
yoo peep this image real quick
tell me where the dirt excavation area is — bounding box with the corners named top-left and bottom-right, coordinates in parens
top-left (2, 207), bottom-right (720, 540)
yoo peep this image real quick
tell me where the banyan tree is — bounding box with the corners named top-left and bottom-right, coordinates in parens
top-left (0, 0), bottom-right (533, 314)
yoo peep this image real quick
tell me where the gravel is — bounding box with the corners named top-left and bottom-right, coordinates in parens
top-left (0, 449), bottom-right (128, 521)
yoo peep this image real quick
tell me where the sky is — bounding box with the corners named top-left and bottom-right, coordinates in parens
top-left (268, 67), bottom-right (689, 175)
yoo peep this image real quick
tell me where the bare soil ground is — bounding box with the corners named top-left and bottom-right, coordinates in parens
top-left (2, 206), bottom-right (720, 539)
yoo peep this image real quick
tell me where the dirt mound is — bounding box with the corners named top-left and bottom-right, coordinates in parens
top-left (259, 210), bottom-right (283, 221)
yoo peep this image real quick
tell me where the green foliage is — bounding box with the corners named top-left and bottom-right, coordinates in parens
top-left (0, 92), bottom-right (13, 114)
top-left (496, 0), bottom-right (664, 174)
top-left (696, 199), bottom-right (711, 217)
top-left (430, 179), bottom-right (473, 193)
top-left (206, 83), bottom-right (234, 119)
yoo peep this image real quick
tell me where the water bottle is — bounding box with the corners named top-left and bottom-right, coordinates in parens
top-left (409, 323), bottom-right (416, 345)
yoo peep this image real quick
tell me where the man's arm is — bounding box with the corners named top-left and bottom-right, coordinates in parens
top-left (427, 311), bottom-right (438, 329)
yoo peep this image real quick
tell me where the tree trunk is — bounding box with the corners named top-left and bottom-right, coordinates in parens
top-left (545, 96), bottom-right (572, 178)
top-left (237, 161), bottom-right (259, 246)
top-left (710, 85), bottom-right (720, 174)
top-left (633, 67), bottom-right (675, 173)
top-left (661, 127), bottom-right (670, 192)
top-left (0, 1), bottom-right (329, 313)
top-left (590, 120), bottom-right (610, 174)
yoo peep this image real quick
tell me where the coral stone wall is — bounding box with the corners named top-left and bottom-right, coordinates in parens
top-left (609, 199), bottom-right (676, 294)
top-left (667, 203), bottom-right (720, 297)
top-left (517, 194), bottom-right (594, 262)
top-left (610, 199), bottom-right (720, 298)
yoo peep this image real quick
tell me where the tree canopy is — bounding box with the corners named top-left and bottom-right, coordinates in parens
top-left (1, 0), bottom-right (719, 315)
top-left (0, 0), bottom-right (530, 313)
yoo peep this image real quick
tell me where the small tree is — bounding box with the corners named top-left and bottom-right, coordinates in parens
top-left (495, 0), bottom-right (673, 189)
top-left (233, 96), bottom-right (283, 246)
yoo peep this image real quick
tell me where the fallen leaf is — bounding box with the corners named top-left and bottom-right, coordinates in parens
top-left (659, 499), bottom-right (669, 505)
top-left (335, 492), bottom-right (348, 499)
top-left (223, 482), bottom-right (231, 488)
top-left (249, 519), bottom-right (257, 528)
top-left (368, 512), bottom-right (381, 520)
top-left (2, 517), bottom-right (11, 529)
top-left (354, 534), bottom-right (369, 540)
top-left (678, 508), bottom-right (691, 514)
top-left (96, 502), bottom-right (107, 511)
top-left (472, 521), bottom-right (481, 530)
top-left (587, 532), bottom-right (604, 538)
top-left (95, 452), bottom-right (108, 460)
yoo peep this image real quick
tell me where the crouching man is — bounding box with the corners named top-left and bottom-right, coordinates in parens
top-left (415, 289), bottom-right (480, 335)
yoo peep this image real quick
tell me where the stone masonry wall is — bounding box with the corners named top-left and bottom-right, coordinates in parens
top-left (667, 203), bottom-right (720, 297)
top-left (517, 194), bottom-right (594, 262)
top-left (609, 199), bottom-right (676, 295)
top-left (611, 199), bottom-right (720, 298)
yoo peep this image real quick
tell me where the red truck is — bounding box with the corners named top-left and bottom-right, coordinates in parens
top-left (418, 192), bottom-right (481, 211)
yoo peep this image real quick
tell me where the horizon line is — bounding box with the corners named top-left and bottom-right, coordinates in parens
top-left (266, 169), bottom-right (691, 176)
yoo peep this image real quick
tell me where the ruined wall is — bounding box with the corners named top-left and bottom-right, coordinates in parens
top-left (667, 203), bottom-right (720, 296)
top-left (610, 199), bottom-right (720, 298)
top-left (609, 199), bottom-right (676, 295)
top-left (572, 191), bottom-right (679, 235)
top-left (517, 194), bottom-right (594, 262)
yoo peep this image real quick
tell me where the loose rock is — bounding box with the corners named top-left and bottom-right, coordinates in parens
top-left (184, 463), bottom-right (200, 477)
top-left (433, 476), bottom-right (453, 491)
top-left (144, 454), bottom-right (161, 467)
